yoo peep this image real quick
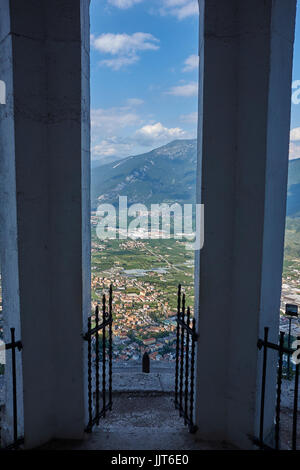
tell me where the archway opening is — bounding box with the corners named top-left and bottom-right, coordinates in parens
top-left (88, 0), bottom-right (200, 448)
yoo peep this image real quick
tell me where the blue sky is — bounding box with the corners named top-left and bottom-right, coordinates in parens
top-left (91, 0), bottom-right (300, 162)
top-left (90, 0), bottom-right (199, 162)
top-left (290, 3), bottom-right (300, 158)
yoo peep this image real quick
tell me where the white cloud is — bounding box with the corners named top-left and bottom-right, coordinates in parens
top-left (182, 54), bottom-right (199, 72)
top-left (290, 127), bottom-right (300, 141)
top-left (91, 105), bottom-right (143, 160)
top-left (288, 129), bottom-right (300, 159)
top-left (91, 107), bottom-right (141, 134)
top-left (126, 98), bottom-right (144, 106)
top-left (106, 0), bottom-right (198, 19)
top-left (160, 0), bottom-right (198, 20)
top-left (92, 121), bottom-right (187, 160)
top-left (135, 122), bottom-right (186, 146)
top-left (289, 141), bottom-right (300, 160)
top-left (180, 112), bottom-right (198, 123)
top-left (91, 32), bottom-right (159, 69)
top-left (108, 0), bottom-right (143, 8)
top-left (91, 104), bottom-right (191, 161)
top-left (91, 32), bottom-right (159, 55)
top-left (93, 137), bottom-right (134, 158)
top-left (167, 81), bottom-right (198, 97)
top-left (100, 55), bottom-right (139, 70)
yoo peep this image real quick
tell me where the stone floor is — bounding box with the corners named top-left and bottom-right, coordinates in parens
top-left (41, 392), bottom-right (232, 451)
top-left (113, 370), bottom-right (173, 394)
top-left (4, 367), bottom-right (298, 450)
top-left (40, 370), bottom-right (232, 451)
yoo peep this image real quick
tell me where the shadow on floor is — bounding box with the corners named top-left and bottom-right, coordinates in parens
top-left (40, 392), bottom-right (233, 451)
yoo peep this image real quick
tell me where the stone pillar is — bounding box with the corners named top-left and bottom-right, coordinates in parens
top-left (195, 0), bottom-right (296, 448)
top-left (0, 0), bottom-right (90, 448)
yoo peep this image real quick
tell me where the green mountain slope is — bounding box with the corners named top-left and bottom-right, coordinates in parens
top-left (91, 139), bottom-right (197, 209)
top-left (287, 158), bottom-right (300, 217)
top-left (92, 139), bottom-right (300, 219)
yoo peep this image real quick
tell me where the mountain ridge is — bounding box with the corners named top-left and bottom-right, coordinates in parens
top-left (91, 139), bottom-right (300, 217)
top-left (91, 139), bottom-right (197, 209)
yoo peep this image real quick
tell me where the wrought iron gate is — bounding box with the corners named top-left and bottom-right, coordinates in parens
top-left (0, 328), bottom-right (23, 450)
top-left (83, 285), bottom-right (113, 433)
top-left (255, 327), bottom-right (300, 450)
top-left (175, 284), bottom-right (198, 433)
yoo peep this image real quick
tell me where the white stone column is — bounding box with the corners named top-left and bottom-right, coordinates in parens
top-left (0, 0), bottom-right (90, 448)
top-left (195, 0), bottom-right (296, 448)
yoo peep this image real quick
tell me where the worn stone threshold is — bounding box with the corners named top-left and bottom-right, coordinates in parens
top-left (112, 371), bottom-right (173, 394)
top-left (38, 370), bottom-right (233, 451)
top-left (40, 392), bottom-right (233, 451)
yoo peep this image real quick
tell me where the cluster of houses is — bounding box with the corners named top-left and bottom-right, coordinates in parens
top-left (280, 272), bottom-right (300, 336)
top-left (91, 274), bottom-right (178, 361)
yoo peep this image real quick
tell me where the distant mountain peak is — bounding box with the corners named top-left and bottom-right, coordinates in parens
top-left (91, 139), bottom-right (197, 208)
top-left (92, 139), bottom-right (300, 217)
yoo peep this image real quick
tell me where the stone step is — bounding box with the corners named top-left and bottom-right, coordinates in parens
top-left (113, 372), bottom-right (173, 394)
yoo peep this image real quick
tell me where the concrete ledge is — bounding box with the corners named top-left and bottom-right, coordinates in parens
top-left (113, 372), bottom-right (173, 394)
